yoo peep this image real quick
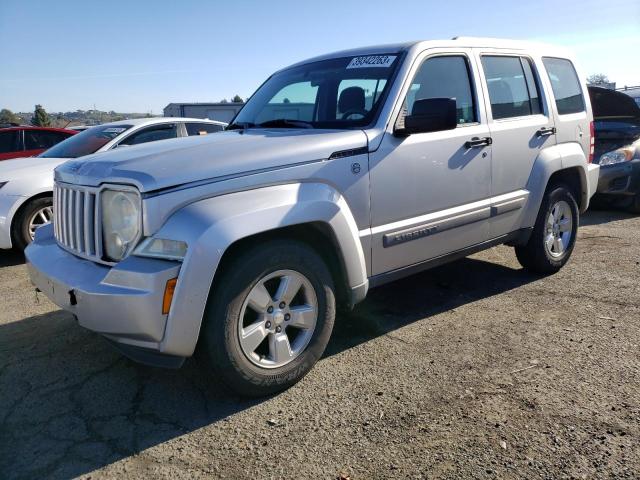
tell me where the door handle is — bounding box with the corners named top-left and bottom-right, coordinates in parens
top-left (465, 137), bottom-right (492, 148)
top-left (536, 126), bottom-right (556, 137)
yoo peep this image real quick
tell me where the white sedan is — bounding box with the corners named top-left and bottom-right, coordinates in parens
top-left (0, 117), bottom-right (226, 250)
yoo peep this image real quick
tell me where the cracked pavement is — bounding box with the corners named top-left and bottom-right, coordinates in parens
top-left (1, 209), bottom-right (639, 479)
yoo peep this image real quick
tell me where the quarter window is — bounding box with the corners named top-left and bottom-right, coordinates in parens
top-left (404, 56), bottom-right (477, 125)
top-left (542, 57), bottom-right (586, 115)
top-left (481, 56), bottom-right (542, 119)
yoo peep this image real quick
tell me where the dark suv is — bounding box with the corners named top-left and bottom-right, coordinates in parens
top-left (0, 125), bottom-right (77, 161)
top-left (588, 86), bottom-right (640, 212)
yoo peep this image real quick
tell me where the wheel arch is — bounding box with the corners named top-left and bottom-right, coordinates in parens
top-left (155, 182), bottom-right (369, 357)
top-left (523, 143), bottom-right (591, 228)
top-left (9, 191), bottom-right (53, 246)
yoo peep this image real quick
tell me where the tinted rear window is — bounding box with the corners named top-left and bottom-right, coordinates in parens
top-left (0, 131), bottom-right (19, 154)
top-left (542, 57), bottom-right (585, 115)
top-left (185, 123), bottom-right (224, 135)
top-left (24, 130), bottom-right (71, 150)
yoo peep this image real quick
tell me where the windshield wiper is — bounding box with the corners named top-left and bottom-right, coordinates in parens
top-left (257, 119), bottom-right (314, 129)
top-left (226, 121), bottom-right (256, 131)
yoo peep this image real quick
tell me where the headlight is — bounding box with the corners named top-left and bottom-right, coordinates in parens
top-left (134, 237), bottom-right (187, 261)
top-left (101, 188), bottom-right (141, 262)
top-left (599, 147), bottom-right (634, 166)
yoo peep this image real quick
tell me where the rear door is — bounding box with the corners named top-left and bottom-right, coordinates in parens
top-left (542, 57), bottom-right (591, 159)
top-left (474, 51), bottom-right (556, 238)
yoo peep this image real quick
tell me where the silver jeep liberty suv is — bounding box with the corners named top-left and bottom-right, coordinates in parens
top-left (27, 38), bottom-right (599, 396)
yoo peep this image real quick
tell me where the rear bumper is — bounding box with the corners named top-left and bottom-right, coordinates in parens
top-left (595, 159), bottom-right (640, 197)
top-left (26, 224), bottom-right (183, 364)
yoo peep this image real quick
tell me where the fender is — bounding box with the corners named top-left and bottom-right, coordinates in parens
top-left (152, 182), bottom-right (369, 357)
top-left (522, 142), bottom-right (591, 228)
top-left (0, 187), bottom-right (53, 249)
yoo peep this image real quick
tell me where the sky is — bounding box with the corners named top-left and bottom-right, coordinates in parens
top-left (1, 0), bottom-right (638, 114)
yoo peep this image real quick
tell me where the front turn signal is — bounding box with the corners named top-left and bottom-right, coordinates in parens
top-left (162, 278), bottom-right (178, 315)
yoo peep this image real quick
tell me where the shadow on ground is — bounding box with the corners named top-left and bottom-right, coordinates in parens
top-left (0, 255), bottom-right (543, 479)
top-left (580, 206), bottom-right (638, 227)
top-left (0, 250), bottom-right (24, 268)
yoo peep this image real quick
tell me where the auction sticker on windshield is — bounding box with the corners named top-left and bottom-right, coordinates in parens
top-left (346, 55), bottom-right (397, 69)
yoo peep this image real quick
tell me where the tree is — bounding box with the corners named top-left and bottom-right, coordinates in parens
top-left (231, 94), bottom-right (244, 103)
top-left (0, 108), bottom-right (20, 125)
top-left (587, 73), bottom-right (610, 86)
top-left (219, 98), bottom-right (229, 104)
top-left (31, 104), bottom-right (51, 127)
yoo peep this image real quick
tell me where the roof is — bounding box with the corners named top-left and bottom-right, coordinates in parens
top-left (95, 116), bottom-right (227, 127)
top-left (165, 102), bottom-right (244, 107)
top-left (0, 125), bottom-right (77, 133)
top-left (284, 37), bottom-right (566, 71)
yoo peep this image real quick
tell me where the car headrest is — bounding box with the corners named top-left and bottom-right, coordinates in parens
top-left (338, 86), bottom-right (365, 113)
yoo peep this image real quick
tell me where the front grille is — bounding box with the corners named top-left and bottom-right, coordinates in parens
top-left (53, 182), bottom-right (102, 261)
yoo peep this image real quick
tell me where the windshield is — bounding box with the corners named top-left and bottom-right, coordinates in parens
top-left (39, 124), bottom-right (133, 158)
top-left (230, 54), bottom-right (401, 130)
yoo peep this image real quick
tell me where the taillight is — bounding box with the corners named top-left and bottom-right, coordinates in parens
top-left (588, 121), bottom-right (595, 163)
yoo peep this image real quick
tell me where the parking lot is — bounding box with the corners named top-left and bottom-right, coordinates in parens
top-left (0, 208), bottom-right (638, 479)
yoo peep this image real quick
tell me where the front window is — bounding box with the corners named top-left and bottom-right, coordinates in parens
top-left (40, 125), bottom-right (133, 158)
top-left (229, 54), bottom-right (401, 130)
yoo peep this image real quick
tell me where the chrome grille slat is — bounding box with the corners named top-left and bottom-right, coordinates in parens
top-left (53, 182), bottom-right (103, 263)
top-left (74, 190), bottom-right (83, 251)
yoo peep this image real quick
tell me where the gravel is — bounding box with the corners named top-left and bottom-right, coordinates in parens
top-left (1, 208), bottom-right (639, 479)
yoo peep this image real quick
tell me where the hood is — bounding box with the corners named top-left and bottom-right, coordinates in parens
top-left (0, 156), bottom-right (66, 181)
top-left (55, 129), bottom-right (368, 192)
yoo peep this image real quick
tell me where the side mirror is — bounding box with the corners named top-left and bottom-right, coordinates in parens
top-left (394, 98), bottom-right (458, 136)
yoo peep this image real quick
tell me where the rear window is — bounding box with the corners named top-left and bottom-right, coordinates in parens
top-left (542, 57), bottom-right (585, 115)
top-left (40, 125), bottom-right (132, 158)
top-left (24, 130), bottom-right (71, 150)
top-left (0, 130), bottom-right (19, 154)
top-left (185, 123), bottom-right (224, 136)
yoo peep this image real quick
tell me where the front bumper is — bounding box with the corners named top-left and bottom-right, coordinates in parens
top-left (26, 224), bottom-right (183, 365)
top-left (596, 159), bottom-right (640, 197)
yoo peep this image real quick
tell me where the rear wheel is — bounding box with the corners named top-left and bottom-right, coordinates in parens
top-left (199, 240), bottom-right (336, 397)
top-left (12, 196), bottom-right (53, 251)
top-left (515, 185), bottom-right (579, 274)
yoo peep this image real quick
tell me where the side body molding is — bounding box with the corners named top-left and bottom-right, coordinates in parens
top-left (154, 182), bottom-right (368, 357)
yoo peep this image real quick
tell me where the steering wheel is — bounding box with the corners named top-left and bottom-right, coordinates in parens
top-left (341, 109), bottom-right (368, 120)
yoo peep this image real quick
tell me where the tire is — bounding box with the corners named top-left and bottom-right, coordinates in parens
top-left (515, 184), bottom-right (579, 274)
top-left (12, 196), bottom-right (53, 251)
top-left (199, 240), bottom-right (336, 397)
top-left (628, 194), bottom-right (640, 214)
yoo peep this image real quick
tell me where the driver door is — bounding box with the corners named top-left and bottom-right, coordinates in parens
top-left (368, 49), bottom-right (493, 276)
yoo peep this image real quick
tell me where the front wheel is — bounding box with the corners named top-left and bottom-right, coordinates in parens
top-left (12, 196), bottom-right (53, 251)
top-left (199, 240), bottom-right (336, 397)
top-left (515, 185), bottom-right (579, 274)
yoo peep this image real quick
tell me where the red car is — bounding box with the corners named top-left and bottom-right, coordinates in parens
top-left (0, 125), bottom-right (78, 161)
